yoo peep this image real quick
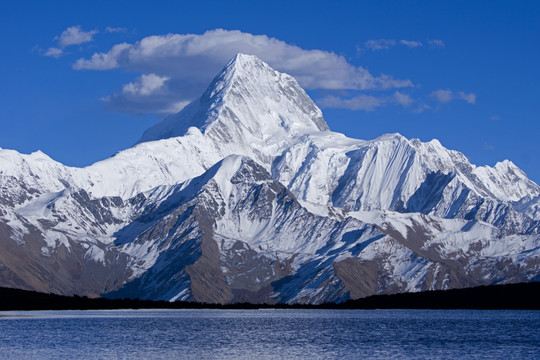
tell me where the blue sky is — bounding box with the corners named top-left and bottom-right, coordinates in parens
top-left (1, 1), bottom-right (539, 183)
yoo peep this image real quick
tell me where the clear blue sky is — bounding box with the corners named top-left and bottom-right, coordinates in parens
top-left (1, 1), bottom-right (539, 184)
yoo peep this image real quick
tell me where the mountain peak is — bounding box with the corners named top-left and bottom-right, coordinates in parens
top-left (137, 54), bottom-right (329, 146)
top-left (218, 53), bottom-right (277, 81)
top-left (229, 53), bottom-right (265, 68)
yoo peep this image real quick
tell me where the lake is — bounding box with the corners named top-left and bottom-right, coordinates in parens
top-left (0, 309), bottom-right (538, 359)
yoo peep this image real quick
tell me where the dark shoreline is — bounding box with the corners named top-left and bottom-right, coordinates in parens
top-left (0, 282), bottom-right (538, 311)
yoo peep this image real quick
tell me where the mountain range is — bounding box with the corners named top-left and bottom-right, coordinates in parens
top-left (1, 54), bottom-right (538, 304)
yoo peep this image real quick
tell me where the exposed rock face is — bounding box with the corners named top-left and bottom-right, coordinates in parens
top-left (0, 54), bottom-right (539, 304)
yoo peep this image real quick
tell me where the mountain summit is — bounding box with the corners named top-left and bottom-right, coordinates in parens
top-left (0, 54), bottom-right (539, 304)
top-left (138, 54), bottom-right (329, 146)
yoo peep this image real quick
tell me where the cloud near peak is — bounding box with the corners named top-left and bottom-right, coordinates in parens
top-left (74, 29), bottom-right (413, 114)
top-left (400, 40), bottom-right (423, 48)
top-left (105, 26), bottom-right (128, 33)
top-left (430, 89), bottom-right (476, 104)
top-left (43, 47), bottom-right (63, 58)
top-left (317, 91), bottom-right (414, 111)
top-left (364, 39), bottom-right (396, 51)
top-left (122, 74), bottom-right (169, 96)
top-left (427, 39), bottom-right (445, 47)
top-left (362, 38), bottom-right (443, 51)
top-left (57, 25), bottom-right (98, 48)
top-left (43, 25), bottom-right (98, 58)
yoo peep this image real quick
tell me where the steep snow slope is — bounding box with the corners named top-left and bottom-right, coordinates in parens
top-left (106, 155), bottom-right (388, 303)
top-left (138, 54), bottom-right (328, 144)
top-left (271, 133), bottom-right (540, 233)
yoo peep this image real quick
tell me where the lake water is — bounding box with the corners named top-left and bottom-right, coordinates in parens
top-left (0, 309), bottom-right (538, 359)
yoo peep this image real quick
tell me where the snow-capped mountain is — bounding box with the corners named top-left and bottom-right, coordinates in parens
top-left (0, 54), bottom-right (539, 304)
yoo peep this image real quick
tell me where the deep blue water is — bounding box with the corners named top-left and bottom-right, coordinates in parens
top-left (0, 309), bottom-right (538, 359)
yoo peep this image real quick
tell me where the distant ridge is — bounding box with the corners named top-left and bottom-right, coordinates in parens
top-left (1, 282), bottom-right (538, 310)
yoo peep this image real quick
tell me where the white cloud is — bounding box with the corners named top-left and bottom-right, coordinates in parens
top-left (413, 103), bottom-right (431, 114)
top-left (57, 25), bottom-right (98, 48)
top-left (363, 38), bottom-right (438, 50)
top-left (102, 74), bottom-right (175, 114)
top-left (106, 26), bottom-right (128, 33)
top-left (458, 91), bottom-right (476, 104)
top-left (364, 39), bottom-right (396, 51)
top-left (400, 40), bottom-right (423, 48)
top-left (490, 115), bottom-right (501, 121)
top-left (164, 101), bottom-right (191, 114)
top-left (122, 74), bottom-right (169, 96)
top-left (430, 89), bottom-right (476, 104)
top-left (430, 89), bottom-right (454, 103)
top-left (41, 26), bottom-right (98, 57)
top-left (392, 91), bottom-right (414, 107)
top-left (427, 39), bottom-right (445, 48)
top-left (75, 43), bottom-right (131, 69)
top-left (44, 47), bottom-right (63, 58)
top-left (74, 29), bottom-right (412, 114)
top-left (318, 91), bottom-right (414, 111)
top-left (318, 94), bottom-right (385, 111)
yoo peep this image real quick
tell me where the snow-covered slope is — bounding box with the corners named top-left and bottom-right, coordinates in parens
top-left (0, 54), bottom-right (539, 303)
top-left (272, 132), bottom-right (540, 233)
top-left (138, 54), bottom-right (328, 145)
